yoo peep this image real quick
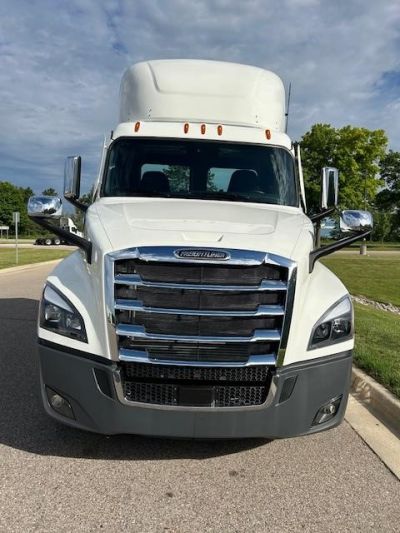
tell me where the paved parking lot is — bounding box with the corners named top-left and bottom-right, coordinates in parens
top-left (0, 263), bottom-right (399, 532)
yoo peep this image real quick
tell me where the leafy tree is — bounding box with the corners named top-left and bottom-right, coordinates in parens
top-left (301, 124), bottom-right (387, 212)
top-left (371, 211), bottom-right (392, 242)
top-left (0, 181), bottom-right (38, 235)
top-left (163, 165), bottom-right (217, 192)
top-left (42, 187), bottom-right (58, 196)
top-left (379, 150), bottom-right (400, 190)
top-left (72, 190), bottom-right (93, 231)
top-left (376, 150), bottom-right (400, 210)
top-left (164, 166), bottom-right (190, 192)
top-left (375, 150), bottom-right (400, 240)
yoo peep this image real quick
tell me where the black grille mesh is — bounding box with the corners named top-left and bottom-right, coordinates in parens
top-left (124, 382), bottom-right (178, 406)
top-left (119, 339), bottom-right (275, 362)
top-left (122, 381), bottom-right (267, 407)
top-left (120, 362), bottom-right (270, 407)
top-left (121, 361), bottom-right (269, 382)
top-left (115, 260), bottom-right (287, 284)
top-left (115, 285), bottom-right (284, 311)
top-left (117, 310), bottom-right (281, 337)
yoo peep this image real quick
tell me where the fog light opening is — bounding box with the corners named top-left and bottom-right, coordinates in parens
top-left (312, 395), bottom-right (342, 426)
top-left (45, 387), bottom-right (75, 420)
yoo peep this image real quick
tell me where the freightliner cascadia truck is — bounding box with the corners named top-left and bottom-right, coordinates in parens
top-left (28, 60), bottom-right (372, 438)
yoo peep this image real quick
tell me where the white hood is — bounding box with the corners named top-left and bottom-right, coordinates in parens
top-left (87, 198), bottom-right (313, 261)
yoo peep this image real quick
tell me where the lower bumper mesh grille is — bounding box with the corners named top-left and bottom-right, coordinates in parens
top-left (120, 362), bottom-right (270, 407)
top-left (122, 361), bottom-right (269, 382)
top-left (122, 381), bottom-right (267, 407)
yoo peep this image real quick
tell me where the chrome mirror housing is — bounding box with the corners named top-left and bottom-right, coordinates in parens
top-left (27, 196), bottom-right (62, 218)
top-left (321, 167), bottom-right (339, 209)
top-left (64, 156), bottom-right (81, 200)
top-left (340, 210), bottom-right (373, 232)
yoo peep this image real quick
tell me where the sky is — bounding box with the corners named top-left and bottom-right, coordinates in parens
top-left (0, 0), bottom-right (399, 195)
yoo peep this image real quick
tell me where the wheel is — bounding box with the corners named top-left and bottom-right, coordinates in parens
top-left (45, 238), bottom-right (52, 246)
top-left (53, 238), bottom-right (61, 245)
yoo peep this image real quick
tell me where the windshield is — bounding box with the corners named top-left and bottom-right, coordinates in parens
top-left (102, 138), bottom-right (298, 206)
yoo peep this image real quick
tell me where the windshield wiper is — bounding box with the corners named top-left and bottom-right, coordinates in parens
top-left (188, 191), bottom-right (251, 202)
top-left (127, 191), bottom-right (172, 198)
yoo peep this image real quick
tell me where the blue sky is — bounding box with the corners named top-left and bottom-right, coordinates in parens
top-left (0, 0), bottom-right (399, 195)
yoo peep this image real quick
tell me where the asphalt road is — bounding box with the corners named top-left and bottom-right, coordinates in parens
top-left (0, 263), bottom-right (399, 532)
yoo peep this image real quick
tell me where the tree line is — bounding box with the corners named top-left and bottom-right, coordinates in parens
top-left (0, 124), bottom-right (399, 240)
top-left (301, 124), bottom-right (400, 241)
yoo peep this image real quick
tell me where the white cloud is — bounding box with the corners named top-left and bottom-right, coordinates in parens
top-left (0, 0), bottom-right (399, 193)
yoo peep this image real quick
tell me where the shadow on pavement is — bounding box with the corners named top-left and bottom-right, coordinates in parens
top-left (0, 297), bottom-right (269, 460)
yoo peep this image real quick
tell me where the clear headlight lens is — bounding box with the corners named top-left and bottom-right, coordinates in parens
top-left (40, 284), bottom-right (87, 342)
top-left (309, 296), bottom-right (353, 349)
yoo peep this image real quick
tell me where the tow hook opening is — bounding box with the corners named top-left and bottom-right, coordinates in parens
top-left (312, 395), bottom-right (342, 426)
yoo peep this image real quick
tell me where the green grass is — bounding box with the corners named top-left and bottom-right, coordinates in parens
top-left (354, 304), bottom-right (400, 399)
top-left (355, 242), bottom-right (400, 250)
top-left (321, 240), bottom-right (400, 251)
top-left (321, 255), bottom-right (400, 306)
top-left (0, 248), bottom-right (71, 269)
top-left (0, 238), bottom-right (35, 244)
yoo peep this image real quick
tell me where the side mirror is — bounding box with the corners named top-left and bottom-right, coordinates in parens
top-left (64, 156), bottom-right (81, 201)
top-left (27, 196), bottom-right (62, 219)
top-left (321, 167), bottom-right (339, 209)
top-left (28, 194), bottom-right (92, 263)
top-left (340, 210), bottom-right (373, 232)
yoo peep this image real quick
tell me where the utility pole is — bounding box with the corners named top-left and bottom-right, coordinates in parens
top-left (361, 173), bottom-right (367, 255)
top-left (13, 212), bottom-right (20, 264)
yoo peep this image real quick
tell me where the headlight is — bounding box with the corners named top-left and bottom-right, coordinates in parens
top-left (309, 296), bottom-right (353, 349)
top-left (40, 284), bottom-right (87, 342)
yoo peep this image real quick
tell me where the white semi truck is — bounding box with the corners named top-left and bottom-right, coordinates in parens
top-left (28, 60), bottom-right (372, 438)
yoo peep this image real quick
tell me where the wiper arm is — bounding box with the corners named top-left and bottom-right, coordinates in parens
top-left (127, 191), bottom-right (172, 198)
top-left (189, 191), bottom-right (251, 202)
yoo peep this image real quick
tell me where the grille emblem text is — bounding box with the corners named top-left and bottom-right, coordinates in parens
top-left (174, 249), bottom-right (230, 261)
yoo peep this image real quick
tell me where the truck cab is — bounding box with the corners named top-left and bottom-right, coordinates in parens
top-left (27, 60), bottom-right (372, 438)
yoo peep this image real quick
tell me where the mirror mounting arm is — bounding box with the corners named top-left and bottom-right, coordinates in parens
top-left (29, 216), bottom-right (92, 264)
top-left (65, 196), bottom-right (89, 212)
top-left (309, 229), bottom-right (371, 273)
top-left (309, 206), bottom-right (336, 223)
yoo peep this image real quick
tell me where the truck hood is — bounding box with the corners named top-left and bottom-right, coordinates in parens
top-left (90, 198), bottom-right (313, 260)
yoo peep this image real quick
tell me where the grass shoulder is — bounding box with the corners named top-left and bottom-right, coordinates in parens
top-left (321, 254), bottom-right (400, 307)
top-left (354, 303), bottom-right (400, 399)
top-left (0, 248), bottom-right (71, 269)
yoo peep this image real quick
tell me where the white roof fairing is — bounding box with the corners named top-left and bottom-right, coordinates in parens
top-left (119, 60), bottom-right (286, 131)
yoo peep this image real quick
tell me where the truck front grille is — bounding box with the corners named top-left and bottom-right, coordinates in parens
top-left (107, 247), bottom-right (295, 408)
top-left (121, 362), bottom-right (270, 407)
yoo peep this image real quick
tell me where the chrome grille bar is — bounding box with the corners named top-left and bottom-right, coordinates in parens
top-left (115, 299), bottom-right (285, 317)
top-left (116, 324), bottom-right (281, 343)
top-left (119, 347), bottom-right (276, 367)
top-left (114, 274), bottom-right (287, 292)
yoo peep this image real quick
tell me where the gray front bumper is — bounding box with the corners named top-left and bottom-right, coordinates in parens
top-left (38, 341), bottom-right (352, 439)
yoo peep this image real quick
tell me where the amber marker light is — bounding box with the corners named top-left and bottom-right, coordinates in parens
top-left (217, 125), bottom-right (223, 136)
top-left (134, 121), bottom-right (141, 132)
top-left (201, 124), bottom-right (206, 134)
top-left (265, 129), bottom-right (271, 140)
top-left (184, 123), bottom-right (190, 134)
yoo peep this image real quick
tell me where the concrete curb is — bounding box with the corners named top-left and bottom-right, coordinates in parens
top-left (0, 260), bottom-right (62, 275)
top-left (351, 365), bottom-right (400, 437)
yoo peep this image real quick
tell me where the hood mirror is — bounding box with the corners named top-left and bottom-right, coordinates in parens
top-left (64, 156), bottom-right (81, 201)
top-left (321, 167), bottom-right (339, 209)
top-left (27, 196), bottom-right (62, 219)
top-left (340, 210), bottom-right (373, 232)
